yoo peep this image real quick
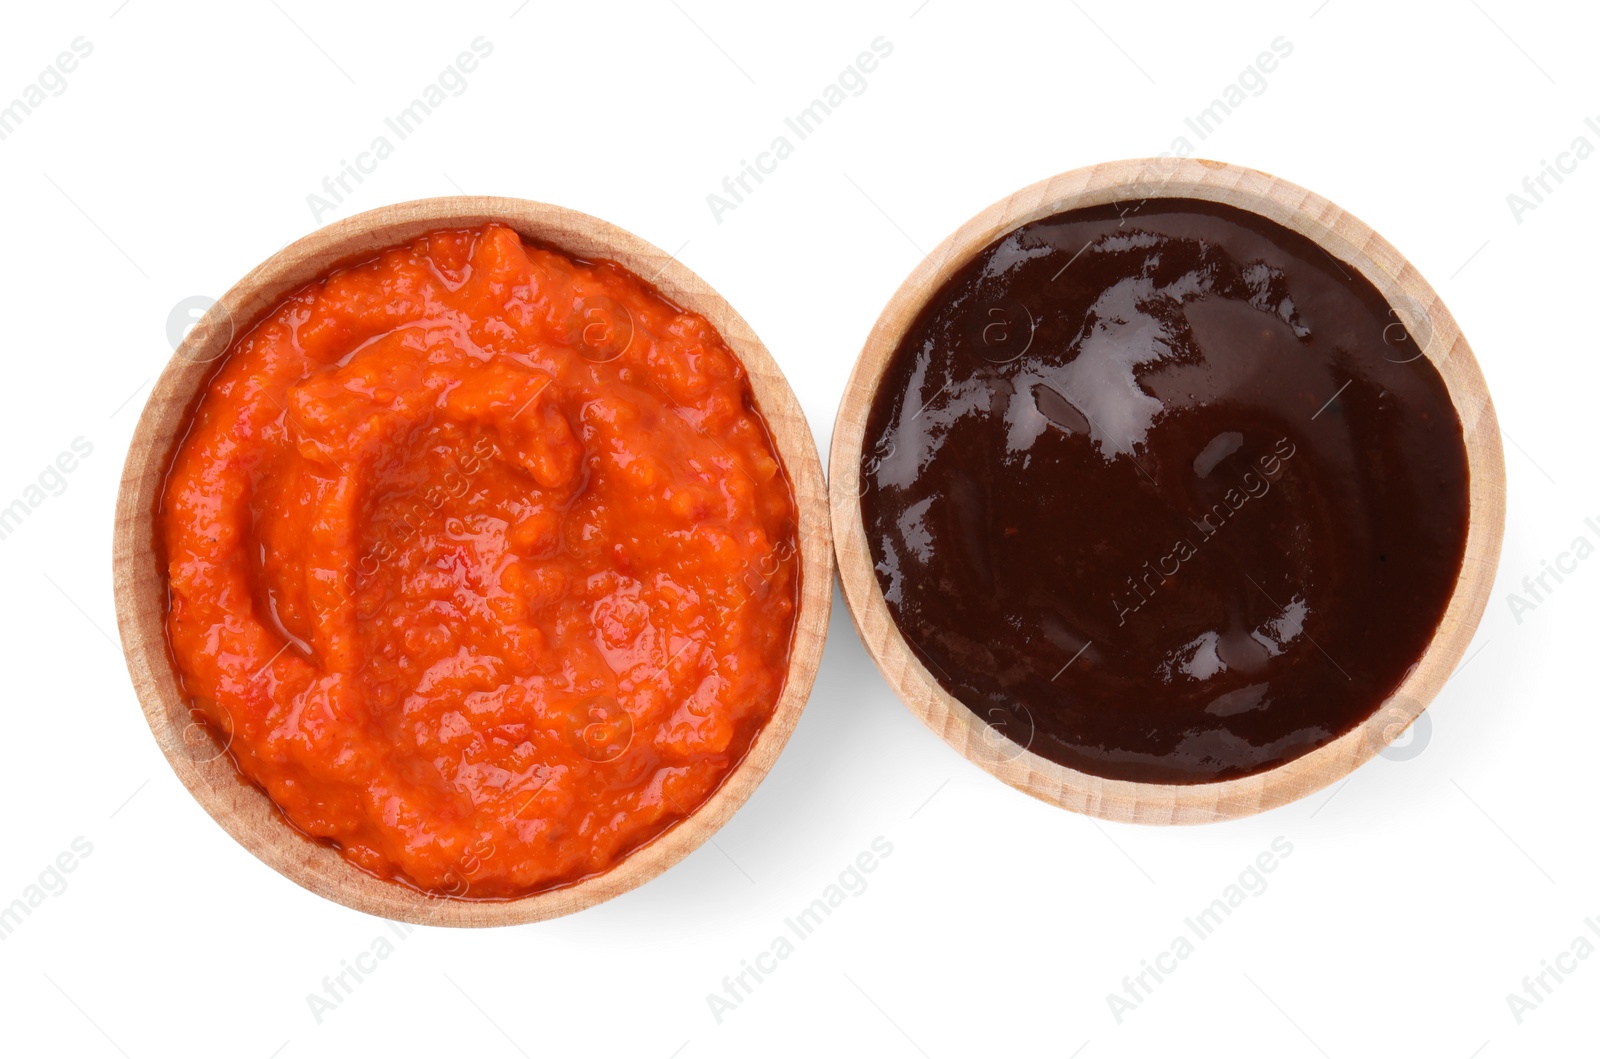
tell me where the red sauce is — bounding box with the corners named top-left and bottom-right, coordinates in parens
top-left (161, 224), bottom-right (798, 897)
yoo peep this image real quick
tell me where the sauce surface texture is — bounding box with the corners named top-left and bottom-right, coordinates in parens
top-left (162, 224), bottom-right (798, 896)
top-left (860, 199), bottom-right (1469, 784)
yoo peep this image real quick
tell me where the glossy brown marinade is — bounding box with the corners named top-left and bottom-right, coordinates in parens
top-left (859, 199), bottom-right (1469, 784)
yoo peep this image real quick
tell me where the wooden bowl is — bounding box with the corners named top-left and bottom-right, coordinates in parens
top-left (113, 197), bottom-right (832, 925)
top-left (829, 158), bottom-right (1505, 824)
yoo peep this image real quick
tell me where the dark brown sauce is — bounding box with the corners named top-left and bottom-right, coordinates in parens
top-left (860, 199), bottom-right (1469, 784)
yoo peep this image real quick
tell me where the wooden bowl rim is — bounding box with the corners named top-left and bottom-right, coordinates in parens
top-left (112, 196), bottom-right (833, 925)
top-left (828, 157), bottom-right (1506, 824)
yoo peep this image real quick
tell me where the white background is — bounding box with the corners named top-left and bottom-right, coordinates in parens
top-left (0, 1), bottom-right (1595, 1056)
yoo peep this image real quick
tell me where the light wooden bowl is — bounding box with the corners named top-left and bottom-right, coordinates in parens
top-left (113, 197), bottom-right (832, 925)
top-left (830, 158), bottom-right (1505, 824)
